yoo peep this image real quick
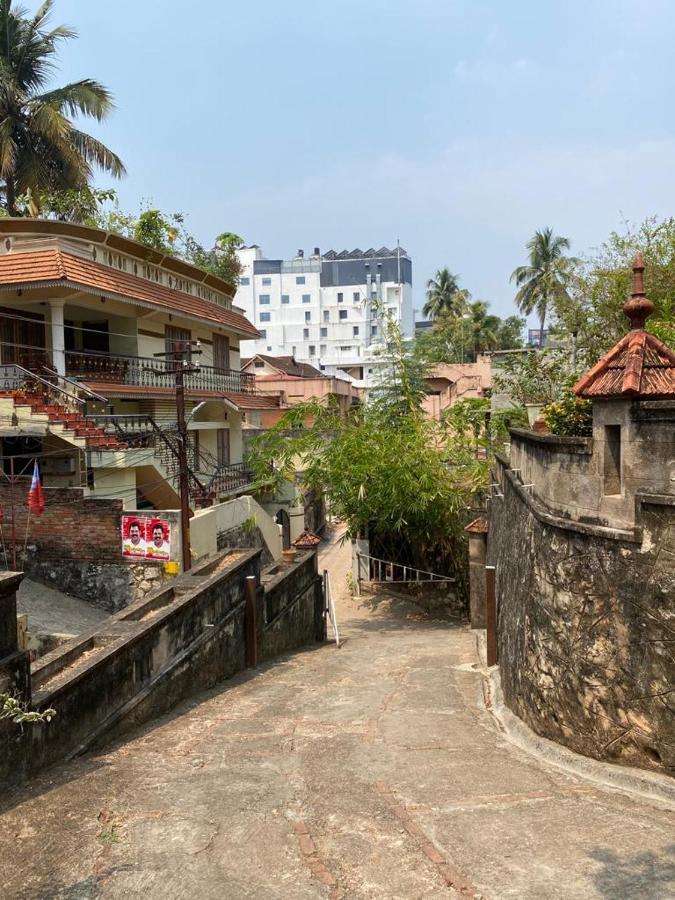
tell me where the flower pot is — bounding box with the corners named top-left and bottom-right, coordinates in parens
top-left (525, 403), bottom-right (543, 427)
top-left (282, 548), bottom-right (298, 564)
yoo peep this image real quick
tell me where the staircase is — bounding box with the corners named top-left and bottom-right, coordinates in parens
top-left (1, 389), bottom-right (128, 452)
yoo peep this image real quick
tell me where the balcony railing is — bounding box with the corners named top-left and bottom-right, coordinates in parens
top-left (65, 350), bottom-right (256, 395)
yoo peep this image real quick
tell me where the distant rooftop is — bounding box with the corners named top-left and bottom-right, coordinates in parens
top-left (322, 247), bottom-right (408, 260)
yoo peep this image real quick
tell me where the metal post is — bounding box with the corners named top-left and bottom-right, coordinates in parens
top-left (322, 569), bottom-right (329, 640)
top-left (245, 575), bottom-right (258, 667)
top-left (9, 456), bottom-right (17, 571)
top-left (485, 565), bottom-right (497, 667)
top-left (173, 342), bottom-right (192, 573)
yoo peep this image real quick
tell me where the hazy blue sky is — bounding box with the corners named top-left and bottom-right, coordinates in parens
top-left (56, 0), bottom-right (675, 318)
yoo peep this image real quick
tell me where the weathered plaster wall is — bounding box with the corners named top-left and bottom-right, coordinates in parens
top-left (489, 454), bottom-right (675, 776)
top-left (261, 552), bottom-right (324, 658)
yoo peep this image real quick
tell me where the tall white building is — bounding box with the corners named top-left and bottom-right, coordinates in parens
top-left (235, 245), bottom-right (413, 386)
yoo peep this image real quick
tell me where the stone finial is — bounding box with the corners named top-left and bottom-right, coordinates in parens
top-left (623, 253), bottom-right (654, 330)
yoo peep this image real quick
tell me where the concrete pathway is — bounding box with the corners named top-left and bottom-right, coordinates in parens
top-left (17, 578), bottom-right (108, 636)
top-left (1, 527), bottom-right (674, 899)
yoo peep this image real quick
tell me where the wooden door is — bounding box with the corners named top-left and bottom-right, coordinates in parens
top-left (165, 325), bottom-right (191, 358)
top-left (216, 428), bottom-right (230, 466)
top-left (0, 307), bottom-right (46, 369)
top-left (213, 334), bottom-right (230, 371)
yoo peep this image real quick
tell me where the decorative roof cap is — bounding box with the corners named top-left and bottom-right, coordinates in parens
top-left (623, 253), bottom-right (655, 330)
top-left (572, 256), bottom-right (675, 400)
top-left (292, 530), bottom-right (321, 549)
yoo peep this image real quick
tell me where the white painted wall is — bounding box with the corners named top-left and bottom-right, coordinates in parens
top-left (190, 494), bottom-right (282, 560)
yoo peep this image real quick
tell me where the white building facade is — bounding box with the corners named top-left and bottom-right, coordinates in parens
top-left (235, 245), bottom-right (413, 386)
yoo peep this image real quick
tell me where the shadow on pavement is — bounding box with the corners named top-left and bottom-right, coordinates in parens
top-left (589, 844), bottom-right (675, 899)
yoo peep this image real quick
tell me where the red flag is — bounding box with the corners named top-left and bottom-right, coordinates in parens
top-left (28, 461), bottom-right (45, 516)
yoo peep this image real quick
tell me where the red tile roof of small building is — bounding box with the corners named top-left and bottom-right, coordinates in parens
top-left (0, 249), bottom-right (259, 337)
top-left (573, 255), bottom-right (675, 400)
top-left (464, 517), bottom-right (489, 534)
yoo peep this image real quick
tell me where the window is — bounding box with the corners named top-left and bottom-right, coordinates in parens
top-left (260, 312), bottom-right (271, 322)
top-left (320, 327), bottom-right (328, 338)
top-left (309, 345), bottom-right (316, 356)
top-left (339, 309), bottom-right (348, 320)
top-left (254, 360), bottom-right (265, 368)
top-left (353, 291), bottom-right (360, 302)
top-left (353, 326), bottom-right (360, 336)
top-left (216, 429), bottom-right (230, 466)
top-left (261, 277), bottom-right (272, 286)
top-left (303, 328), bottom-right (310, 338)
top-left (165, 325), bottom-right (191, 360)
top-left (320, 344), bottom-right (327, 354)
top-left (239, 277), bottom-right (250, 285)
top-left (340, 346), bottom-right (352, 352)
top-left (281, 294), bottom-right (289, 304)
top-left (604, 426), bottom-right (622, 495)
top-left (305, 311), bottom-right (311, 323)
top-left (296, 276), bottom-right (306, 285)
top-left (259, 294), bottom-right (270, 305)
top-left (323, 310), bottom-right (329, 322)
top-left (259, 329), bottom-right (267, 339)
top-left (337, 292), bottom-right (343, 303)
top-left (371, 325), bottom-right (378, 335)
top-left (302, 294), bottom-right (311, 303)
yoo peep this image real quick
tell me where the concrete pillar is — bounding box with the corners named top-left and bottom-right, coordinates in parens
top-left (465, 519), bottom-right (488, 629)
top-left (49, 299), bottom-right (66, 377)
top-left (0, 572), bottom-right (30, 701)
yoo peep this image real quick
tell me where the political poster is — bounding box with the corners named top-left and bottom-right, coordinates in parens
top-left (121, 516), bottom-right (172, 560)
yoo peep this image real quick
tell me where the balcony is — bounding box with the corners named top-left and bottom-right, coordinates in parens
top-left (65, 350), bottom-right (256, 395)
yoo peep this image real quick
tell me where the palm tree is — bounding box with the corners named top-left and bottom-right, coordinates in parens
top-left (0, 0), bottom-right (125, 216)
top-left (467, 301), bottom-right (499, 356)
top-left (510, 228), bottom-right (577, 347)
top-left (423, 268), bottom-right (470, 319)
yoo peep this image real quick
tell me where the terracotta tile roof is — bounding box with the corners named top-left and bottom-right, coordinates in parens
top-left (573, 255), bottom-right (675, 400)
top-left (0, 249), bottom-right (259, 337)
top-left (464, 517), bottom-right (489, 534)
top-left (573, 331), bottom-right (675, 399)
top-left (226, 393), bottom-right (281, 410)
top-left (244, 354), bottom-right (324, 378)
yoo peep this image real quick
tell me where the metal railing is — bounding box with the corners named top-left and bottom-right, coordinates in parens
top-left (0, 363), bottom-right (86, 414)
top-left (356, 552), bottom-right (455, 584)
top-left (64, 350), bottom-right (256, 394)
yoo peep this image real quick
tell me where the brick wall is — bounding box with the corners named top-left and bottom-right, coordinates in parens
top-left (0, 478), bottom-right (122, 563)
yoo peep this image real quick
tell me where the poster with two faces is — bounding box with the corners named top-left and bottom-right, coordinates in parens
top-left (121, 516), bottom-right (171, 560)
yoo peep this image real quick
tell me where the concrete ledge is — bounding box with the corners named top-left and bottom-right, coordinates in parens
top-left (509, 428), bottom-right (593, 454)
top-left (474, 632), bottom-right (675, 808)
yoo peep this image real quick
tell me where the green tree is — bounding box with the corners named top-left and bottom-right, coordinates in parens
top-left (0, 0), bottom-right (125, 216)
top-left (416, 303), bottom-right (523, 365)
top-left (423, 268), bottom-right (470, 319)
top-left (556, 216), bottom-right (675, 354)
top-left (511, 228), bottom-right (577, 347)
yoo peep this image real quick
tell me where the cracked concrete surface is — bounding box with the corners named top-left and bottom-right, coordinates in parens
top-left (1, 527), bottom-right (674, 899)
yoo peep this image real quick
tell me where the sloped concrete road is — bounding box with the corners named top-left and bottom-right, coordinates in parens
top-left (1, 529), bottom-right (674, 899)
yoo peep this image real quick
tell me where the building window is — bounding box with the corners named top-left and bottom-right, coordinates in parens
top-left (213, 334), bottom-right (230, 371)
top-left (320, 327), bottom-right (328, 338)
top-left (353, 291), bottom-right (360, 302)
top-left (371, 325), bottom-right (378, 335)
top-left (309, 345), bottom-right (316, 356)
top-left (303, 328), bottom-right (310, 338)
top-left (281, 294), bottom-right (289, 304)
top-left (337, 292), bottom-right (343, 303)
top-left (296, 276), bottom-right (306, 285)
top-left (353, 326), bottom-right (359, 336)
top-left (254, 360), bottom-right (265, 368)
top-left (340, 346), bottom-right (352, 352)
top-left (604, 425), bottom-right (622, 495)
top-left (259, 294), bottom-right (270, 305)
top-left (339, 309), bottom-right (348, 320)
top-left (239, 277), bottom-right (250, 285)
top-left (259, 329), bottom-right (267, 339)
top-left (323, 310), bottom-right (329, 322)
top-left (302, 294), bottom-right (311, 303)
top-left (320, 344), bottom-right (327, 354)
top-left (260, 312), bottom-right (271, 322)
top-left (261, 277), bottom-right (272, 286)
top-left (305, 311), bottom-right (311, 323)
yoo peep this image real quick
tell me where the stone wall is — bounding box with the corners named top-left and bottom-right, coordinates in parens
top-left (488, 452), bottom-right (675, 776)
top-left (261, 552), bottom-right (324, 658)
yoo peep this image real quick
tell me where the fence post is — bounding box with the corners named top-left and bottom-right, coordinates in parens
top-left (322, 570), bottom-right (329, 641)
top-left (245, 575), bottom-right (258, 667)
top-left (485, 565), bottom-right (497, 667)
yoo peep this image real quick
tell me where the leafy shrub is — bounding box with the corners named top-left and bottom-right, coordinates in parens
top-left (542, 391), bottom-right (593, 437)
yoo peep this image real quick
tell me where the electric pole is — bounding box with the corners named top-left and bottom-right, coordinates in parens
top-left (154, 339), bottom-right (201, 572)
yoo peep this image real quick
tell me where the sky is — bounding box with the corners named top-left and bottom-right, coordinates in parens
top-left (55, 0), bottom-right (675, 319)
